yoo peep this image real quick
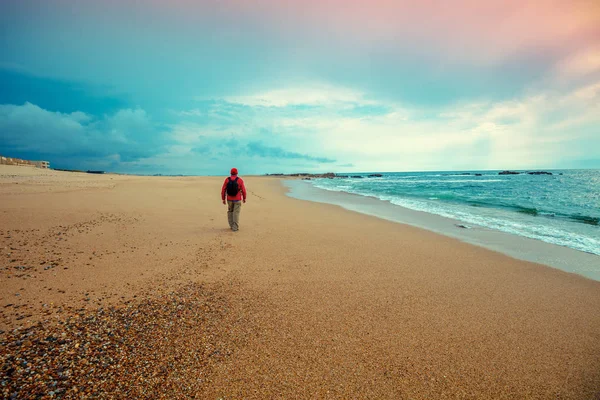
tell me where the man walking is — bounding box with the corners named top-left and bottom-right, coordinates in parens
top-left (221, 168), bottom-right (247, 231)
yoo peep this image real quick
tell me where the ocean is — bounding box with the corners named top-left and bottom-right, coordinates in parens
top-left (305, 169), bottom-right (599, 256)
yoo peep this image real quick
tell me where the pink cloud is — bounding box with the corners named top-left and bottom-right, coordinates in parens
top-left (156, 0), bottom-right (600, 67)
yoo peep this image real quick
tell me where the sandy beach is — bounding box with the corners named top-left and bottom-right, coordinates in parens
top-left (1, 165), bottom-right (599, 399)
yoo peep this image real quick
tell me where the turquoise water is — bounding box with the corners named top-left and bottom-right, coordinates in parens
top-left (308, 170), bottom-right (600, 255)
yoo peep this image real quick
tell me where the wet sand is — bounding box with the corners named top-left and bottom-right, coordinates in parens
top-left (284, 179), bottom-right (600, 281)
top-left (1, 166), bottom-right (599, 398)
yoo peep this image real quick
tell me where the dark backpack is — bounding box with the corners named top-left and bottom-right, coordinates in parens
top-left (226, 177), bottom-right (239, 196)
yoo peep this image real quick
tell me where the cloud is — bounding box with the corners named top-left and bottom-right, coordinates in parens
top-left (3, 70), bottom-right (599, 175)
top-left (223, 84), bottom-right (369, 108)
top-left (554, 47), bottom-right (600, 82)
top-left (246, 0), bottom-right (600, 66)
top-left (10, 0), bottom-right (595, 111)
top-left (0, 102), bottom-right (164, 168)
top-left (0, 67), bottom-right (129, 115)
top-left (246, 141), bottom-right (335, 163)
top-left (1, 103), bottom-right (92, 154)
top-left (2, 0), bottom-right (599, 176)
top-left (161, 75), bottom-right (600, 173)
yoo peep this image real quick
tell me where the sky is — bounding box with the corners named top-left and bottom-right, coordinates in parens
top-left (0, 0), bottom-right (599, 175)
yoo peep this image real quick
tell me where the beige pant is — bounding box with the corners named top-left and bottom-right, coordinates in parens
top-left (227, 201), bottom-right (242, 231)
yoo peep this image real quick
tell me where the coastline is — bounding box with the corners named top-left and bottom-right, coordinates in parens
top-left (2, 166), bottom-right (600, 398)
top-left (284, 179), bottom-right (600, 281)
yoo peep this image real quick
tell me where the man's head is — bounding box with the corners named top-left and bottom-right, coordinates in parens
top-left (230, 168), bottom-right (238, 176)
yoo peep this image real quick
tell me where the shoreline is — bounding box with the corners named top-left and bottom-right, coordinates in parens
top-left (2, 166), bottom-right (600, 398)
top-left (284, 179), bottom-right (600, 281)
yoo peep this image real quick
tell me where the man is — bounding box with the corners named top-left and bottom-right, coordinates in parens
top-left (221, 168), bottom-right (247, 231)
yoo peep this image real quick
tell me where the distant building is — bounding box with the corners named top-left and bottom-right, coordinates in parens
top-left (0, 155), bottom-right (50, 169)
top-left (33, 161), bottom-right (50, 169)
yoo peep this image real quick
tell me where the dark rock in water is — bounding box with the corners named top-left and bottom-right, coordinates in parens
top-left (302, 178), bottom-right (311, 180)
top-left (368, 174), bottom-right (383, 177)
top-left (336, 175), bottom-right (349, 178)
top-left (475, 173), bottom-right (483, 176)
top-left (458, 173), bottom-right (471, 176)
top-left (455, 224), bottom-right (470, 229)
top-left (351, 175), bottom-right (363, 179)
top-left (527, 171), bottom-right (553, 175)
top-left (570, 215), bottom-right (599, 226)
top-left (499, 170), bottom-right (520, 175)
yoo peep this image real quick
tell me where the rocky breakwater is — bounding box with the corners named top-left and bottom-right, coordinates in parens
top-left (267, 173), bottom-right (385, 180)
top-left (332, 174), bottom-right (383, 179)
top-left (527, 171), bottom-right (553, 175)
top-left (267, 172), bottom-right (336, 180)
top-left (499, 170), bottom-right (521, 175)
top-left (498, 170), bottom-right (555, 175)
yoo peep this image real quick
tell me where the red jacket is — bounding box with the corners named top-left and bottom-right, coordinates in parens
top-left (221, 175), bottom-right (247, 202)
